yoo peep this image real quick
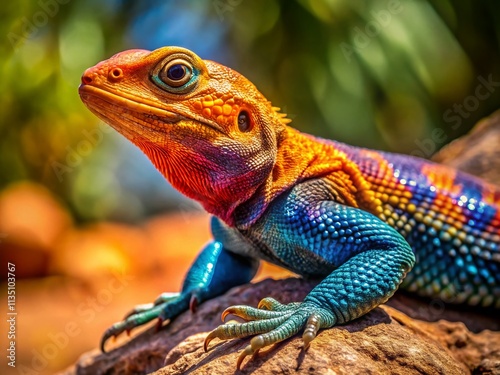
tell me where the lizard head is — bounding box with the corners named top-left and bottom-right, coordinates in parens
top-left (79, 46), bottom-right (291, 225)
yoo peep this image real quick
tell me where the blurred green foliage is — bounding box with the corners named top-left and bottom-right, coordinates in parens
top-left (1, 0), bottom-right (500, 222)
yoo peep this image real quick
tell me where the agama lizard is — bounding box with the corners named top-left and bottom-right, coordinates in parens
top-left (79, 46), bottom-right (500, 368)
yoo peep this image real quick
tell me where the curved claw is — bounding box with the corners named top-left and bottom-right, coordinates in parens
top-left (302, 313), bottom-right (321, 349)
top-left (204, 321), bottom-right (250, 352)
top-left (204, 329), bottom-right (217, 352)
top-left (155, 317), bottom-right (165, 332)
top-left (237, 335), bottom-right (265, 370)
top-left (189, 294), bottom-right (198, 313)
top-left (100, 323), bottom-right (122, 352)
top-left (205, 329), bottom-right (267, 370)
top-left (100, 332), bottom-right (113, 353)
top-left (100, 316), bottom-right (145, 352)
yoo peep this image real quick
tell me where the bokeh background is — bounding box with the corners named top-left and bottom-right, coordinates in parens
top-left (1, 0), bottom-right (500, 373)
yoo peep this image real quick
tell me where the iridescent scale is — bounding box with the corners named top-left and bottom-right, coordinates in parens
top-left (338, 143), bottom-right (500, 308)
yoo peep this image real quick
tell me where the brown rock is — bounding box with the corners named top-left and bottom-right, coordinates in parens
top-left (63, 279), bottom-right (499, 375)
top-left (0, 181), bottom-right (73, 279)
top-left (159, 303), bottom-right (470, 375)
top-left (432, 109), bottom-right (500, 186)
top-left (156, 281), bottom-right (500, 375)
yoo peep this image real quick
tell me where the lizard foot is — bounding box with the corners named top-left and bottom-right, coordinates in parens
top-left (101, 291), bottom-right (192, 352)
top-left (204, 297), bottom-right (336, 369)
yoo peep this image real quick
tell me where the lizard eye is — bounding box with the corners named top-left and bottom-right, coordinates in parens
top-left (167, 64), bottom-right (187, 81)
top-left (238, 111), bottom-right (251, 132)
top-left (159, 59), bottom-right (193, 88)
top-left (151, 54), bottom-right (199, 94)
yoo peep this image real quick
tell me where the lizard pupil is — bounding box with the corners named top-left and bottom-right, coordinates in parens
top-left (167, 64), bottom-right (186, 81)
top-left (238, 111), bottom-right (251, 132)
top-left (155, 56), bottom-right (196, 92)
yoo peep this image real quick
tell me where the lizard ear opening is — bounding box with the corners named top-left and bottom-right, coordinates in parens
top-left (237, 111), bottom-right (252, 132)
top-left (151, 53), bottom-right (199, 94)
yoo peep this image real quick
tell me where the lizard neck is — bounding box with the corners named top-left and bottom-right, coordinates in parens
top-left (135, 126), bottom-right (379, 229)
top-left (233, 127), bottom-right (372, 228)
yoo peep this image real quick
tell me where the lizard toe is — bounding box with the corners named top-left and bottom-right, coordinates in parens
top-left (122, 303), bottom-right (155, 320)
top-left (205, 300), bottom-right (337, 368)
top-left (123, 292), bottom-right (181, 320)
top-left (222, 304), bottom-right (292, 322)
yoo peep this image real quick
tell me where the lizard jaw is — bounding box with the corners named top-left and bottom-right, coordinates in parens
top-left (79, 84), bottom-right (225, 137)
top-left (79, 84), bottom-right (181, 120)
top-left (78, 84), bottom-right (182, 138)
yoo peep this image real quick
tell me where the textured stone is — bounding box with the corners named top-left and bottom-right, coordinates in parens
top-left (432, 109), bottom-right (500, 186)
top-left (158, 303), bottom-right (469, 375)
top-left (62, 278), bottom-right (500, 375)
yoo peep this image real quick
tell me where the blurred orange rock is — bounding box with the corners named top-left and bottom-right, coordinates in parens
top-left (51, 211), bottom-right (212, 289)
top-left (144, 212), bottom-right (211, 281)
top-left (0, 181), bottom-right (73, 247)
top-left (0, 181), bottom-right (72, 278)
top-left (51, 223), bottom-right (144, 283)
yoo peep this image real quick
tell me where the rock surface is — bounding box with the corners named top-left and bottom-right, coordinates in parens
top-left (62, 111), bottom-right (500, 375)
top-left (159, 282), bottom-right (499, 375)
top-left (61, 278), bottom-right (500, 375)
top-left (432, 109), bottom-right (500, 186)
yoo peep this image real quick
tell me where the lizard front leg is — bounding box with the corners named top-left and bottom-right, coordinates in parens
top-left (101, 235), bottom-right (259, 352)
top-left (205, 196), bottom-right (415, 368)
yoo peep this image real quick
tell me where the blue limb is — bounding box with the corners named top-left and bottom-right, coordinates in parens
top-left (100, 239), bottom-right (258, 352)
top-left (204, 198), bottom-right (415, 368)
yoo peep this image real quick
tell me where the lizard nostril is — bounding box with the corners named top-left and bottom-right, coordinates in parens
top-left (82, 74), bottom-right (93, 84)
top-left (108, 67), bottom-right (124, 82)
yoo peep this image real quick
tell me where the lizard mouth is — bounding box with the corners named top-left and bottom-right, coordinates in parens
top-left (79, 84), bottom-right (224, 133)
top-left (78, 84), bottom-right (181, 122)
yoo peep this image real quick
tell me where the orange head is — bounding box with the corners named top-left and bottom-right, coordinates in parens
top-left (79, 47), bottom-right (292, 225)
